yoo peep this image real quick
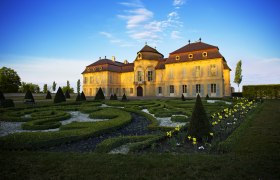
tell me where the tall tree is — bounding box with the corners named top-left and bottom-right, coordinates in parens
top-left (52, 81), bottom-right (57, 92)
top-left (0, 67), bottom-right (21, 93)
top-left (19, 82), bottom-right (40, 93)
top-left (77, 79), bottom-right (81, 94)
top-left (66, 80), bottom-right (70, 89)
top-left (43, 84), bottom-right (48, 93)
top-left (234, 60), bottom-right (243, 92)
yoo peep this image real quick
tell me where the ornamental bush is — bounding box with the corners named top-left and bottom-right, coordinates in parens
top-left (65, 89), bottom-right (70, 99)
top-left (0, 91), bottom-right (5, 101)
top-left (24, 89), bottom-right (35, 103)
top-left (113, 93), bottom-right (118, 100)
top-left (188, 94), bottom-right (211, 141)
top-left (46, 91), bottom-right (52, 99)
top-left (110, 94), bottom-right (114, 100)
top-left (81, 91), bottom-right (86, 101)
top-left (54, 87), bottom-right (66, 103)
top-left (0, 99), bottom-right (14, 108)
top-left (95, 88), bottom-right (105, 100)
top-left (122, 93), bottom-right (127, 101)
top-left (205, 94), bottom-right (209, 99)
top-left (181, 94), bottom-right (185, 101)
top-left (76, 93), bottom-right (81, 101)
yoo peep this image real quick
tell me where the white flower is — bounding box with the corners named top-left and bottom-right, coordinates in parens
top-left (198, 146), bottom-right (204, 150)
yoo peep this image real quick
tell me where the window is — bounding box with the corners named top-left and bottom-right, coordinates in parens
top-left (123, 88), bottom-right (126, 94)
top-left (158, 87), bottom-right (162, 94)
top-left (90, 76), bottom-right (93, 84)
top-left (188, 54), bottom-right (193, 58)
top-left (130, 88), bottom-right (133, 94)
top-left (83, 77), bottom-right (88, 84)
top-left (202, 52), bottom-right (207, 57)
top-left (169, 69), bottom-right (174, 79)
top-left (211, 84), bottom-right (216, 93)
top-left (116, 88), bottom-right (119, 94)
top-left (176, 55), bottom-right (180, 60)
top-left (170, 85), bottom-right (174, 93)
top-left (138, 53), bottom-right (142, 59)
top-left (182, 68), bottom-right (186, 78)
top-left (137, 71), bottom-right (143, 82)
top-left (182, 85), bottom-right (187, 93)
top-left (195, 66), bottom-right (200, 77)
top-left (109, 75), bottom-right (113, 83)
top-left (148, 71), bottom-right (153, 81)
top-left (210, 64), bottom-right (217, 76)
top-left (196, 84), bottom-right (201, 93)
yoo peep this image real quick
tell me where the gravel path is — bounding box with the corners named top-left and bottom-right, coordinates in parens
top-left (43, 113), bottom-right (160, 152)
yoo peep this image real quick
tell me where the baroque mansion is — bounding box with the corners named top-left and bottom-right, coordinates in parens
top-left (82, 40), bottom-right (231, 97)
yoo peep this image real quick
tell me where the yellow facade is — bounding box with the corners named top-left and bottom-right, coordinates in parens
top-left (82, 41), bottom-right (231, 97)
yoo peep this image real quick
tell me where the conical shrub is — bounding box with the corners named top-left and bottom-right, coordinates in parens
top-left (76, 93), bottom-right (81, 101)
top-left (0, 91), bottom-right (5, 101)
top-left (122, 93), bottom-right (127, 101)
top-left (205, 94), bottom-right (209, 100)
top-left (188, 94), bottom-right (211, 141)
top-left (54, 87), bottom-right (66, 103)
top-left (110, 94), bottom-right (114, 100)
top-left (94, 88), bottom-right (105, 100)
top-left (81, 91), bottom-right (86, 101)
top-left (65, 89), bottom-right (70, 99)
top-left (24, 89), bottom-right (35, 103)
top-left (181, 94), bottom-right (185, 101)
top-left (46, 91), bottom-right (52, 99)
top-left (113, 93), bottom-right (118, 100)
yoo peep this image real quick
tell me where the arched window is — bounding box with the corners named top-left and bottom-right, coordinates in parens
top-left (138, 53), bottom-right (142, 60)
top-left (176, 55), bottom-right (180, 60)
top-left (188, 54), bottom-right (193, 59)
top-left (202, 52), bottom-right (207, 57)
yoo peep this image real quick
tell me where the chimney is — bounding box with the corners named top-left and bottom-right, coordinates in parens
top-left (105, 56), bottom-right (106, 59)
top-left (112, 56), bottom-right (115, 62)
top-left (188, 40), bottom-right (190, 44)
top-left (99, 57), bottom-right (101, 60)
top-left (199, 37), bottom-right (201, 42)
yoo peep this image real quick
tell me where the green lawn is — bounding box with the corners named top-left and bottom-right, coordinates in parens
top-left (1, 100), bottom-right (279, 179)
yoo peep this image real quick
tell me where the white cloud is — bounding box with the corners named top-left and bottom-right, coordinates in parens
top-left (99, 31), bottom-right (112, 38)
top-left (119, 0), bottom-right (143, 7)
top-left (99, 31), bottom-right (134, 47)
top-left (171, 31), bottom-right (182, 39)
top-left (173, 0), bottom-right (186, 6)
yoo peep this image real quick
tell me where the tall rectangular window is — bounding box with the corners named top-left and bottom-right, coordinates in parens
top-left (182, 85), bottom-right (187, 93)
top-left (158, 87), bottom-right (162, 94)
top-left (170, 85), bottom-right (174, 93)
top-left (130, 88), bottom-right (133, 94)
top-left (211, 84), bottom-right (216, 93)
top-left (196, 84), bottom-right (201, 93)
top-left (83, 77), bottom-right (88, 84)
top-left (123, 88), bottom-right (126, 94)
top-left (147, 71), bottom-right (153, 81)
top-left (169, 69), bottom-right (174, 79)
top-left (182, 68), bottom-right (187, 78)
top-left (195, 66), bottom-right (200, 77)
top-left (210, 64), bottom-right (217, 76)
top-left (137, 71), bottom-right (143, 82)
top-left (90, 76), bottom-right (93, 84)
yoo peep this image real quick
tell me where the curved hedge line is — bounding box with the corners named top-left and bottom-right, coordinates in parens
top-left (0, 108), bottom-right (132, 150)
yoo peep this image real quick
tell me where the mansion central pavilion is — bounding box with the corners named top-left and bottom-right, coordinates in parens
top-left (82, 40), bottom-right (231, 98)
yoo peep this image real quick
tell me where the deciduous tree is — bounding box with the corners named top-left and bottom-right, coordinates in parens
top-left (0, 67), bottom-right (21, 93)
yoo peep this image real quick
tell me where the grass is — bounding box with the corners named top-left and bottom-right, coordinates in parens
top-left (0, 99), bottom-right (279, 179)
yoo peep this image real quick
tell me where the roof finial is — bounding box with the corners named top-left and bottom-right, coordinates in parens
top-left (154, 46), bottom-right (156, 49)
top-left (188, 40), bottom-right (190, 44)
top-left (99, 57), bottom-right (101, 60)
top-left (105, 56), bottom-right (106, 59)
top-left (199, 37), bottom-right (201, 42)
top-left (145, 42), bottom-right (147, 45)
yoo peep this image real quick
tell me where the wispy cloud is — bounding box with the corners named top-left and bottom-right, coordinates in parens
top-left (99, 31), bottom-right (134, 47)
top-left (171, 31), bottom-right (182, 39)
top-left (173, 0), bottom-right (186, 6)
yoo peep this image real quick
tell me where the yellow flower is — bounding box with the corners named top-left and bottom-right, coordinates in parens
top-left (192, 137), bottom-right (196, 142)
top-left (192, 141), bottom-right (197, 145)
top-left (166, 131), bottom-right (172, 137)
top-left (175, 125), bottom-right (180, 131)
top-left (187, 135), bottom-right (191, 140)
top-left (219, 115), bottom-right (223, 119)
top-left (209, 132), bottom-right (214, 136)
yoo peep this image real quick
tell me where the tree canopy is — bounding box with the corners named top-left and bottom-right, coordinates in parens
top-left (0, 67), bottom-right (21, 93)
top-left (19, 82), bottom-right (40, 93)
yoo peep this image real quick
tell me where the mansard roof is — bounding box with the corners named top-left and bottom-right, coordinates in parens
top-left (135, 45), bottom-right (164, 61)
top-left (170, 41), bottom-right (219, 54)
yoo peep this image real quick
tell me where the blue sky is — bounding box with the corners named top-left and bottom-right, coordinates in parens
top-left (0, 0), bottom-right (279, 92)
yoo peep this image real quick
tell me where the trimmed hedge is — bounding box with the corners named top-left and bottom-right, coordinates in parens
top-left (243, 84), bottom-right (280, 99)
top-left (171, 115), bottom-right (189, 122)
top-left (46, 91), bottom-right (52, 99)
top-left (54, 87), bottom-right (66, 103)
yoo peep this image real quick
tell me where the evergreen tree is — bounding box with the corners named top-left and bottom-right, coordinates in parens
top-left (94, 88), bottom-right (105, 100)
top-left (43, 84), bottom-right (48, 93)
top-left (81, 91), bottom-right (86, 101)
top-left (181, 94), bottom-right (185, 101)
top-left (65, 89), bottom-right (71, 99)
top-left (188, 94), bottom-right (211, 141)
top-left (234, 60), bottom-right (243, 92)
top-left (122, 93), bottom-right (127, 101)
top-left (76, 93), bottom-right (81, 101)
top-left (46, 91), bottom-right (52, 99)
top-left (113, 93), bottom-right (118, 100)
top-left (54, 87), bottom-right (66, 103)
top-left (52, 81), bottom-right (57, 92)
top-left (110, 94), bottom-right (114, 100)
top-left (77, 79), bottom-right (81, 94)
top-left (0, 91), bottom-right (5, 101)
top-left (24, 89), bottom-right (35, 103)
top-left (205, 94), bottom-right (209, 99)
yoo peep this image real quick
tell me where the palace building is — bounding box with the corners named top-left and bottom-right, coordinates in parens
top-left (82, 40), bottom-right (231, 97)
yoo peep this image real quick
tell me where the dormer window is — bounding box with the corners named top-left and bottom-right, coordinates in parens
top-left (202, 52), bottom-right (207, 57)
top-left (137, 53), bottom-right (142, 60)
top-left (176, 55), bottom-right (180, 60)
top-left (188, 54), bottom-right (193, 59)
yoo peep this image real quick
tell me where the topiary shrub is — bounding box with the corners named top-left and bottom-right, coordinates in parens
top-left (46, 91), bottom-right (52, 99)
top-left (122, 93), bottom-right (127, 101)
top-left (24, 89), bottom-right (35, 103)
top-left (0, 99), bottom-right (15, 108)
top-left (95, 88), bottom-right (105, 100)
top-left (113, 93), bottom-right (118, 100)
top-left (188, 94), bottom-right (211, 141)
top-left (81, 91), bottom-right (86, 101)
top-left (76, 93), bottom-right (81, 101)
top-left (0, 91), bottom-right (5, 101)
top-left (181, 94), bottom-right (185, 101)
top-left (54, 87), bottom-right (66, 103)
top-left (205, 94), bottom-right (209, 100)
top-left (65, 89), bottom-right (70, 99)
top-left (110, 94), bottom-right (114, 100)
